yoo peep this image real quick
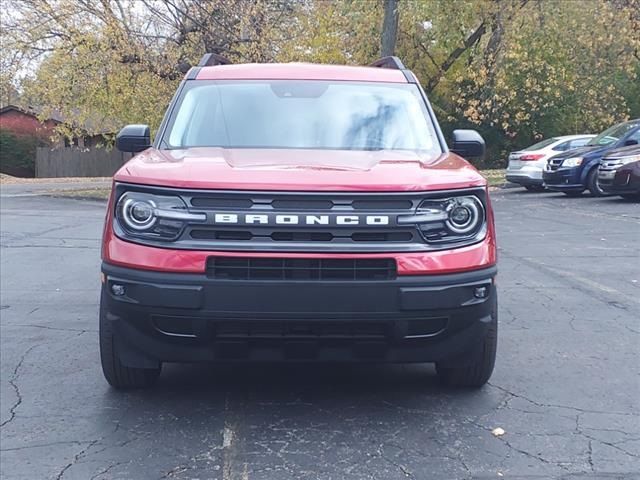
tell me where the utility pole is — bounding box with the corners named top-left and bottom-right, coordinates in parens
top-left (381, 0), bottom-right (399, 57)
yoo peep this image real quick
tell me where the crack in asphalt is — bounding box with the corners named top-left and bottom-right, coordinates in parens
top-left (502, 251), bottom-right (640, 310)
top-left (500, 437), bottom-right (556, 467)
top-left (373, 443), bottom-right (415, 479)
top-left (487, 383), bottom-right (638, 417)
top-left (54, 439), bottom-right (101, 480)
top-left (0, 344), bottom-right (39, 428)
top-left (89, 461), bottom-right (127, 480)
top-left (8, 323), bottom-right (95, 334)
top-left (467, 385), bottom-right (640, 471)
top-left (0, 440), bottom-right (91, 452)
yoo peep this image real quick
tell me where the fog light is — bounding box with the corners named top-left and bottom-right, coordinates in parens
top-left (474, 286), bottom-right (488, 299)
top-left (111, 284), bottom-right (126, 296)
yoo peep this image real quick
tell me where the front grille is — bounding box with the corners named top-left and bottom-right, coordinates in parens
top-left (206, 257), bottom-right (397, 281)
top-left (183, 190), bottom-right (427, 253)
top-left (548, 158), bottom-right (564, 171)
top-left (113, 184), bottom-right (488, 253)
top-left (599, 159), bottom-right (622, 171)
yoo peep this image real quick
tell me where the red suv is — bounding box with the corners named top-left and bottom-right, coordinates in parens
top-left (100, 55), bottom-right (497, 389)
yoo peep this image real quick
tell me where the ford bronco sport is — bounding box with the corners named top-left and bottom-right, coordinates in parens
top-left (101, 55), bottom-right (497, 389)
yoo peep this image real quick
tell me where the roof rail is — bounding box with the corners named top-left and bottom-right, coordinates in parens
top-left (369, 56), bottom-right (406, 70)
top-left (197, 53), bottom-right (232, 67)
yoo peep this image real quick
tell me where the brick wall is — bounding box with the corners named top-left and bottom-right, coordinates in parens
top-left (0, 109), bottom-right (57, 140)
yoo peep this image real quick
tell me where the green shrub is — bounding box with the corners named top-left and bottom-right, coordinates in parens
top-left (0, 130), bottom-right (47, 177)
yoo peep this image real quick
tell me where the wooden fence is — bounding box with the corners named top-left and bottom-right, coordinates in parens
top-left (35, 147), bottom-right (133, 178)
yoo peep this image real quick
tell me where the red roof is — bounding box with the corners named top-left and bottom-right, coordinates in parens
top-left (195, 63), bottom-right (408, 83)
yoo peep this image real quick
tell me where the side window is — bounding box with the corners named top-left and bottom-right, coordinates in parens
top-left (552, 141), bottom-right (572, 151)
top-left (625, 129), bottom-right (640, 145)
top-left (570, 138), bottom-right (589, 148)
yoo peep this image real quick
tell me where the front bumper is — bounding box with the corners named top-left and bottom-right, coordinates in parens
top-left (102, 262), bottom-right (497, 367)
top-left (542, 168), bottom-right (584, 191)
top-left (506, 166), bottom-right (544, 185)
top-left (598, 169), bottom-right (640, 195)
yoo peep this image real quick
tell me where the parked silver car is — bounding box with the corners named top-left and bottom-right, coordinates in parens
top-left (506, 135), bottom-right (595, 191)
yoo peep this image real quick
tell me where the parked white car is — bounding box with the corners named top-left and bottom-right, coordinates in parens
top-left (506, 135), bottom-right (595, 191)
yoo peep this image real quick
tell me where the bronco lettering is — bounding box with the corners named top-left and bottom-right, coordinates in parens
top-left (210, 214), bottom-right (392, 226)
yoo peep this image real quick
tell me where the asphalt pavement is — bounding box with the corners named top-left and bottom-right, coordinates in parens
top-left (1, 184), bottom-right (639, 479)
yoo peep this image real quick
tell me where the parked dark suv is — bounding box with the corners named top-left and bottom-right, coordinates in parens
top-left (543, 119), bottom-right (640, 196)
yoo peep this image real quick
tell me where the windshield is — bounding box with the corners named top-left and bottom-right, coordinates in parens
top-left (162, 80), bottom-right (440, 153)
top-left (587, 122), bottom-right (637, 147)
top-left (523, 138), bottom-right (557, 151)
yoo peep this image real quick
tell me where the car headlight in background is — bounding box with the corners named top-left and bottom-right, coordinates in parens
top-left (115, 191), bottom-right (206, 240)
top-left (399, 195), bottom-right (486, 246)
top-left (562, 157), bottom-right (583, 167)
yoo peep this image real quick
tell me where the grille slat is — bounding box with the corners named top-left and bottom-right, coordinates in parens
top-left (190, 228), bottom-right (415, 243)
top-left (215, 321), bottom-right (388, 340)
top-left (207, 257), bottom-right (396, 281)
top-left (190, 196), bottom-right (414, 211)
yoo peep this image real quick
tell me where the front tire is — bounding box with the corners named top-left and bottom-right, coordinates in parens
top-left (99, 292), bottom-right (161, 389)
top-left (587, 168), bottom-right (607, 197)
top-left (436, 311), bottom-right (497, 388)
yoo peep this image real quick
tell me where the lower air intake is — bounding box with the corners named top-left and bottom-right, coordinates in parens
top-left (206, 257), bottom-right (397, 281)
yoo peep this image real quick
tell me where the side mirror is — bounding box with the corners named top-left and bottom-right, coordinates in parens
top-left (116, 124), bottom-right (151, 153)
top-left (624, 139), bottom-right (638, 146)
top-left (450, 129), bottom-right (486, 160)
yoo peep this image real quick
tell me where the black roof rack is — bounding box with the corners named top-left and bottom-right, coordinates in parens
top-left (197, 53), bottom-right (232, 67)
top-left (369, 56), bottom-right (406, 70)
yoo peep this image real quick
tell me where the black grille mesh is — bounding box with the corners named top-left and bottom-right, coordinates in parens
top-left (206, 257), bottom-right (397, 280)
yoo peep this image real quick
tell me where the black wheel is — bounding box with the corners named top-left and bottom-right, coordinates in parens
top-left (99, 292), bottom-right (161, 389)
top-left (436, 308), bottom-right (497, 388)
top-left (563, 190), bottom-right (584, 197)
top-left (524, 185), bottom-right (545, 192)
top-left (587, 168), bottom-right (607, 197)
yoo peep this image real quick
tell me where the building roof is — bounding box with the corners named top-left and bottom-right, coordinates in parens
top-left (195, 63), bottom-right (408, 83)
top-left (0, 104), bottom-right (64, 123)
top-left (0, 104), bottom-right (115, 135)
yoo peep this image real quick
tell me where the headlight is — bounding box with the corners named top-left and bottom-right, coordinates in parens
top-left (399, 194), bottom-right (486, 246)
top-left (446, 197), bottom-right (483, 234)
top-left (562, 157), bottom-right (583, 167)
top-left (619, 155), bottom-right (640, 165)
top-left (115, 191), bottom-right (206, 240)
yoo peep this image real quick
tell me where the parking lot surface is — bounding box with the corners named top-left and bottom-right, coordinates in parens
top-left (1, 186), bottom-right (639, 479)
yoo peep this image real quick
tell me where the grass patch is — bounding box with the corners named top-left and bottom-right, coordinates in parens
top-left (480, 169), bottom-right (506, 187)
top-left (49, 188), bottom-right (111, 200)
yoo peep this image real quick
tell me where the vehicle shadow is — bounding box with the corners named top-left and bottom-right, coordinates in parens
top-left (155, 362), bottom-right (445, 396)
top-left (102, 361), bottom-right (497, 412)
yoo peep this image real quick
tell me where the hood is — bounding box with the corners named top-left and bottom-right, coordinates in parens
top-left (113, 148), bottom-right (486, 192)
top-left (603, 144), bottom-right (640, 159)
top-left (549, 144), bottom-right (605, 161)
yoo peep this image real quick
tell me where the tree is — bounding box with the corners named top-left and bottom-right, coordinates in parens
top-left (2, 0), bottom-right (299, 138)
top-left (2, 0), bottom-right (638, 164)
top-left (381, 0), bottom-right (399, 57)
